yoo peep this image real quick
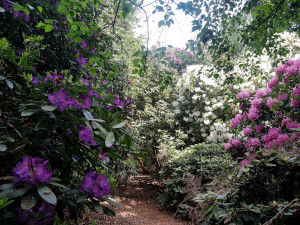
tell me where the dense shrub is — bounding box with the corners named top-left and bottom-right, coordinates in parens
top-left (0, 0), bottom-right (136, 223)
top-left (159, 143), bottom-right (235, 217)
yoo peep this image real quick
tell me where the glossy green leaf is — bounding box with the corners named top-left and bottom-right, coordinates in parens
top-left (105, 132), bottom-right (115, 147)
top-left (0, 144), bottom-right (7, 152)
top-left (21, 192), bottom-right (38, 210)
top-left (0, 186), bottom-right (31, 199)
top-left (21, 109), bottom-right (38, 116)
top-left (41, 105), bottom-right (56, 112)
top-left (5, 79), bottom-right (13, 89)
top-left (113, 121), bottom-right (126, 129)
top-left (37, 186), bottom-right (57, 205)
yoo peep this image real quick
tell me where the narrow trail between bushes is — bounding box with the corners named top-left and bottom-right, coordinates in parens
top-left (75, 174), bottom-right (190, 225)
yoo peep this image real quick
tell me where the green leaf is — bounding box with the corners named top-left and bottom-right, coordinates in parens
top-left (50, 182), bottom-right (67, 189)
top-left (83, 110), bottom-right (93, 120)
top-left (105, 198), bottom-right (122, 208)
top-left (37, 186), bottom-right (57, 205)
top-left (0, 186), bottom-right (31, 199)
top-left (37, 6), bottom-right (42, 13)
top-left (76, 194), bottom-right (89, 203)
top-left (50, 177), bottom-right (61, 182)
top-left (0, 198), bottom-right (14, 210)
top-left (21, 192), bottom-right (38, 210)
top-left (45, 25), bottom-right (53, 32)
top-left (113, 121), bottom-right (126, 129)
top-left (5, 79), bottom-right (13, 89)
top-left (41, 105), bottom-right (56, 112)
top-left (74, 37), bottom-right (82, 44)
top-left (71, 25), bottom-right (78, 31)
top-left (107, 72), bottom-right (115, 79)
top-left (44, 19), bottom-right (53, 24)
top-left (0, 183), bottom-right (14, 191)
top-left (92, 201), bottom-right (104, 213)
top-left (103, 205), bottom-right (116, 216)
top-left (105, 132), bottom-right (115, 147)
top-left (0, 144), bottom-right (7, 152)
top-left (21, 109), bottom-right (38, 116)
top-left (36, 22), bottom-right (45, 28)
top-left (158, 20), bottom-right (164, 27)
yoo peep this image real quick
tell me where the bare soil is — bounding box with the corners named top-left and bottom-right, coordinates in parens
top-left (70, 174), bottom-right (190, 225)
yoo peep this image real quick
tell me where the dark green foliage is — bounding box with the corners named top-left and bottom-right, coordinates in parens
top-left (159, 143), bottom-right (235, 215)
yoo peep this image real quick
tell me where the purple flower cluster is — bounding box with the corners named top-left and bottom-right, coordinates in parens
top-left (44, 71), bottom-right (64, 86)
top-left (113, 98), bottom-right (125, 108)
top-left (80, 171), bottom-right (110, 198)
top-left (76, 55), bottom-right (89, 67)
top-left (2, 0), bottom-right (30, 21)
top-left (48, 89), bottom-right (92, 111)
top-left (18, 200), bottom-right (55, 225)
top-left (78, 126), bottom-right (93, 146)
top-left (31, 76), bottom-right (40, 86)
top-left (78, 39), bottom-right (88, 50)
top-left (13, 157), bottom-right (52, 186)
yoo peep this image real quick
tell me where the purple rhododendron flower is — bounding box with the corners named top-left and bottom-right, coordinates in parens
top-left (78, 127), bottom-right (93, 146)
top-left (113, 99), bottom-right (125, 108)
top-left (31, 76), bottom-right (40, 86)
top-left (18, 200), bottom-right (55, 225)
top-left (80, 171), bottom-right (110, 199)
top-left (13, 157), bottom-right (52, 186)
top-left (78, 39), bottom-right (88, 49)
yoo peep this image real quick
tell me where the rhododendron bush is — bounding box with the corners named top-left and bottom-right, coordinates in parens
top-left (226, 59), bottom-right (300, 160)
top-left (0, 0), bottom-right (135, 223)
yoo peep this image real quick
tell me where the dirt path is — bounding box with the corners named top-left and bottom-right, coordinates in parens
top-left (73, 174), bottom-right (190, 225)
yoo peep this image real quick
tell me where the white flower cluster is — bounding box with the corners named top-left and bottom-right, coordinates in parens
top-left (206, 121), bottom-right (233, 143)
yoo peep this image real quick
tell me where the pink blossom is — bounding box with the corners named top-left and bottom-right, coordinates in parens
top-left (291, 133), bottom-right (300, 141)
top-left (268, 127), bottom-right (280, 140)
top-left (232, 139), bottom-right (241, 147)
top-left (281, 117), bottom-right (291, 127)
top-left (278, 93), bottom-right (287, 100)
top-left (275, 134), bottom-right (289, 146)
top-left (230, 114), bottom-right (243, 128)
top-left (225, 143), bottom-right (232, 150)
top-left (236, 90), bottom-right (251, 99)
top-left (243, 127), bottom-right (252, 136)
top-left (264, 87), bottom-right (272, 95)
top-left (286, 121), bottom-right (300, 131)
top-left (255, 89), bottom-right (266, 98)
top-left (239, 158), bottom-right (252, 168)
top-left (248, 107), bottom-right (259, 122)
top-left (254, 125), bottom-right (264, 133)
top-left (251, 98), bottom-right (262, 108)
top-left (262, 134), bottom-right (271, 143)
top-left (248, 138), bottom-right (260, 147)
top-left (266, 97), bottom-right (279, 108)
top-left (268, 78), bottom-right (278, 89)
top-left (274, 65), bottom-right (286, 77)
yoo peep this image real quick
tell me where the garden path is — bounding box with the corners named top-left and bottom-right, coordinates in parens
top-left (72, 174), bottom-right (190, 225)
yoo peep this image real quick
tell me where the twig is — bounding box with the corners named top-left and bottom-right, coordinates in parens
top-left (126, 0), bottom-right (149, 70)
top-left (112, 0), bottom-right (121, 32)
top-left (263, 199), bottom-right (299, 225)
